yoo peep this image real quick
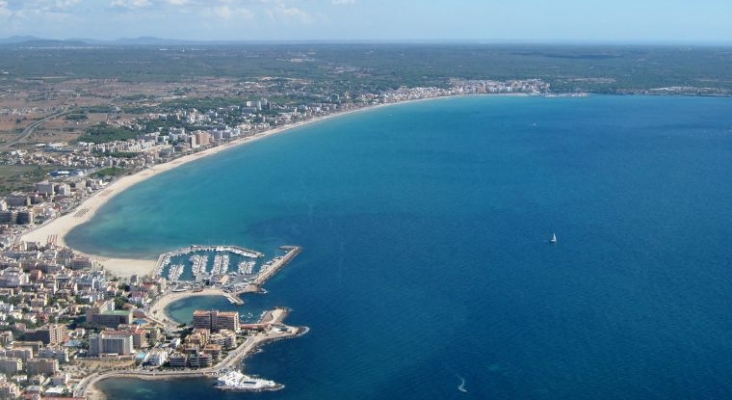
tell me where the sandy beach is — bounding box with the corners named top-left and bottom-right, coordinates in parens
top-left (19, 103), bottom-right (392, 279)
top-left (20, 93), bottom-right (475, 279)
top-left (147, 287), bottom-right (242, 326)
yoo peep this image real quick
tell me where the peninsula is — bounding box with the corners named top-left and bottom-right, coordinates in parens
top-left (76, 245), bottom-right (307, 399)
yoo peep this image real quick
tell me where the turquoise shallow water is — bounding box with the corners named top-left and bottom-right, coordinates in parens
top-left (74, 96), bottom-right (732, 399)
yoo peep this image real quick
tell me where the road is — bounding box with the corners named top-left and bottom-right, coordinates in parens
top-left (1, 108), bottom-right (72, 150)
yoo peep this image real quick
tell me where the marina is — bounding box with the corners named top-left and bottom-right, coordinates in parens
top-left (153, 245), bottom-right (287, 290)
top-left (153, 245), bottom-right (263, 277)
top-left (149, 246), bottom-right (303, 325)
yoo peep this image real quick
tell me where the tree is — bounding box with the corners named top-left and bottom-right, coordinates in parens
top-left (113, 296), bottom-right (127, 310)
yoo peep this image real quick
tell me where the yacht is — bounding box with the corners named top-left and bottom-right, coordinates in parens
top-left (216, 370), bottom-right (282, 391)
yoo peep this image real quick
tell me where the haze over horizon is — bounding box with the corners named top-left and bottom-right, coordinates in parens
top-left (0, 0), bottom-right (730, 45)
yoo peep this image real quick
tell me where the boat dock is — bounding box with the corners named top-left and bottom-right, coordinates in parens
top-left (153, 245), bottom-right (265, 277)
top-left (224, 292), bottom-right (244, 305)
top-left (237, 246), bottom-right (302, 294)
top-left (150, 245), bottom-right (302, 316)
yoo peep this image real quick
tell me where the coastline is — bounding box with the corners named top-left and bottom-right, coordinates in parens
top-left (148, 245), bottom-right (302, 327)
top-left (79, 246), bottom-right (304, 398)
top-left (18, 96), bottom-right (457, 278)
top-left (80, 308), bottom-right (306, 399)
top-left (147, 287), bottom-right (240, 326)
top-left (24, 92), bottom-right (540, 399)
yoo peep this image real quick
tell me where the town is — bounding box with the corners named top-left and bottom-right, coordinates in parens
top-left (0, 239), bottom-right (304, 398)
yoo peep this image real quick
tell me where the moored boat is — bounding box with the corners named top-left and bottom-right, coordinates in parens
top-left (216, 370), bottom-right (283, 392)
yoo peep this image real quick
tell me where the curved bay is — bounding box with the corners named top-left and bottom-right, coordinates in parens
top-left (86, 96), bottom-right (732, 400)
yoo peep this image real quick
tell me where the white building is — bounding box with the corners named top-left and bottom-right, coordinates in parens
top-left (88, 332), bottom-right (134, 356)
top-left (35, 181), bottom-right (55, 196)
top-left (56, 183), bottom-right (72, 196)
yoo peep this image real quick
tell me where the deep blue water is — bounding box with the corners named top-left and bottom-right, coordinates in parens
top-left (73, 96), bottom-right (732, 400)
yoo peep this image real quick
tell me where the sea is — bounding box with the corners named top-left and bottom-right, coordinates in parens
top-left (67, 95), bottom-right (732, 400)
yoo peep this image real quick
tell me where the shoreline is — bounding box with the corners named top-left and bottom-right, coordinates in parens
top-left (80, 246), bottom-right (304, 398)
top-left (19, 96), bottom-right (458, 278)
top-left (147, 287), bottom-right (240, 326)
top-left (24, 93), bottom-right (534, 398)
top-left (147, 245), bottom-right (302, 326)
top-left (81, 308), bottom-right (306, 399)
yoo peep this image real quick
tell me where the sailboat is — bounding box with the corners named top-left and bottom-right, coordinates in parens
top-left (550, 233), bottom-right (557, 244)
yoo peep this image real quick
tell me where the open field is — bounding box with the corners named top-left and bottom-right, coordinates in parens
top-left (0, 164), bottom-right (56, 193)
top-left (0, 116), bottom-right (27, 132)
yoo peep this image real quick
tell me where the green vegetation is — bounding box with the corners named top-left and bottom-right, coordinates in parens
top-left (77, 123), bottom-right (137, 144)
top-left (0, 165), bottom-right (55, 195)
top-left (0, 44), bottom-right (731, 95)
top-left (113, 296), bottom-right (128, 310)
top-left (65, 112), bottom-right (88, 121)
top-left (81, 105), bottom-right (113, 113)
top-left (139, 118), bottom-right (184, 133)
top-left (94, 167), bottom-right (127, 178)
top-left (121, 105), bottom-right (159, 114)
top-left (160, 97), bottom-right (247, 110)
top-left (76, 320), bottom-right (106, 333)
top-left (120, 94), bottom-right (152, 101)
top-left (0, 295), bottom-right (22, 305)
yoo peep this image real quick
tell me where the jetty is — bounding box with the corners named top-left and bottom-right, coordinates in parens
top-left (247, 246), bottom-right (302, 291)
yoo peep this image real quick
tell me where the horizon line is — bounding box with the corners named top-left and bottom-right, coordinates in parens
top-left (2, 35), bottom-right (732, 47)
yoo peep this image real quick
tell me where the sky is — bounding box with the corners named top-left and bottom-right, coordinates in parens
top-left (0, 0), bottom-right (731, 43)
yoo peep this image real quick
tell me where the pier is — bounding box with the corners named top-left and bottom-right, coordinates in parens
top-left (153, 245), bottom-right (301, 294)
top-left (153, 244), bottom-right (264, 278)
top-left (239, 246), bottom-right (302, 295)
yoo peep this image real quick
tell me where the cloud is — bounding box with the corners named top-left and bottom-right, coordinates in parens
top-left (331, 0), bottom-right (355, 5)
top-left (53, 0), bottom-right (82, 9)
top-left (4, 0), bottom-right (83, 13)
top-left (110, 0), bottom-right (152, 9)
top-left (209, 5), bottom-right (253, 20)
top-left (214, 5), bottom-right (232, 18)
top-left (267, 3), bottom-right (313, 24)
top-left (0, 1), bottom-right (10, 18)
